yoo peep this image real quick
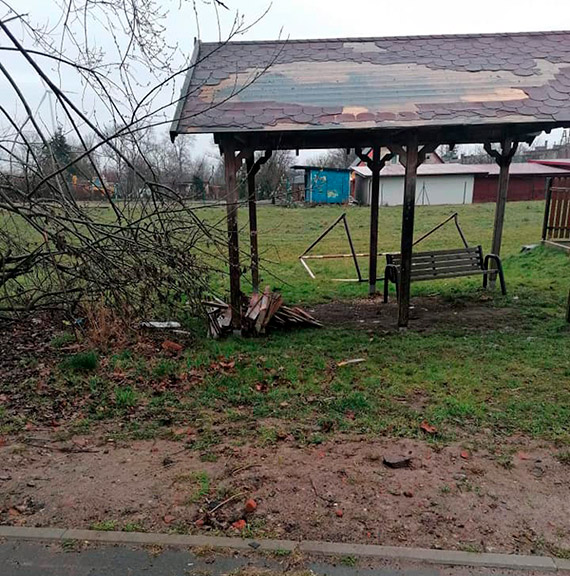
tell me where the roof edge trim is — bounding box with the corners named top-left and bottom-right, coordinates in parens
top-left (197, 29), bottom-right (570, 47)
top-left (170, 38), bottom-right (201, 142)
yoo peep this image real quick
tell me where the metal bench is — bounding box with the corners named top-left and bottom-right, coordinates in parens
top-left (383, 246), bottom-right (506, 303)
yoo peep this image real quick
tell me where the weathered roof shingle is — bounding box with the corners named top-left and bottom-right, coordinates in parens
top-left (171, 31), bottom-right (570, 137)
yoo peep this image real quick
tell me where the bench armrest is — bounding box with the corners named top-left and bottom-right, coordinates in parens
top-left (383, 264), bottom-right (400, 303)
top-left (483, 254), bottom-right (507, 295)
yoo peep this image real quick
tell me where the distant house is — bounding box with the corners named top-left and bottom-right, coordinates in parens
top-left (292, 166), bottom-right (351, 204)
top-left (352, 162), bottom-right (570, 206)
top-left (351, 147), bottom-right (444, 169)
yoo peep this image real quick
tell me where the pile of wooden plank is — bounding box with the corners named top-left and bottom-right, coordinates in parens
top-left (203, 287), bottom-right (322, 338)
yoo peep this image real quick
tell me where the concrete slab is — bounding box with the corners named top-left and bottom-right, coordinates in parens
top-left (0, 526), bottom-right (562, 572)
top-left (554, 558), bottom-right (570, 572)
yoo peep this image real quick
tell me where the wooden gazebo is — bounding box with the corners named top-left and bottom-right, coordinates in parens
top-left (171, 31), bottom-right (570, 329)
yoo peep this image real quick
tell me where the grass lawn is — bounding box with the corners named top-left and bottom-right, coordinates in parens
top-left (2, 200), bottom-right (570, 555)
top-left (2, 200), bottom-right (569, 448)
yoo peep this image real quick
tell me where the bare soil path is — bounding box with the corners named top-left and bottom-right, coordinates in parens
top-left (1, 433), bottom-right (568, 557)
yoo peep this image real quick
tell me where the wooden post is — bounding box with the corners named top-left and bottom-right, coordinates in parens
top-left (246, 153), bottom-right (259, 293)
top-left (542, 178), bottom-right (553, 241)
top-left (223, 139), bottom-right (241, 330)
top-left (368, 146), bottom-right (381, 296)
top-left (398, 135), bottom-right (419, 328)
top-left (491, 140), bottom-right (513, 258)
top-left (484, 139), bottom-right (517, 287)
top-left (355, 147), bottom-right (395, 295)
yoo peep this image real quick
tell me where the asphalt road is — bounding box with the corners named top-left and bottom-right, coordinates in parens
top-left (0, 539), bottom-right (560, 576)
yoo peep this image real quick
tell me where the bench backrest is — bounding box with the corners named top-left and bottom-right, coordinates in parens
top-left (386, 246), bottom-right (484, 280)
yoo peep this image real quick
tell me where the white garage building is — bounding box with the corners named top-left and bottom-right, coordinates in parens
top-left (352, 163), bottom-right (487, 206)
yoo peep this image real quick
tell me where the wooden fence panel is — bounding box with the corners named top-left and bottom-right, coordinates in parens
top-left (544, 177), bottom-right (570, 240)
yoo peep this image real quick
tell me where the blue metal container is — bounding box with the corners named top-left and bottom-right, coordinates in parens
top-left (300, 167), bottom-right (351, 204)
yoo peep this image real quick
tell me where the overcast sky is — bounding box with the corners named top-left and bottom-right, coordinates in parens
top-left (4, 0), bottom-right (570, 162)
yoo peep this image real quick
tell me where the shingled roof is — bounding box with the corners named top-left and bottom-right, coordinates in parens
top-left (170, 31), bottom-right (570, 145)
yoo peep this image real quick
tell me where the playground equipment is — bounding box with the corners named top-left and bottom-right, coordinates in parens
top-left (299, 211), bottom-right (470, 283)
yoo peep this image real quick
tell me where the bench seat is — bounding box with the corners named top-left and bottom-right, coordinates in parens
top-left (383, 246), bottom-right (506, 302)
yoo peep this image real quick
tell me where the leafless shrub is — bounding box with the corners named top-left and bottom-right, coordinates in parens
top-left (0, 0), bottom-right (277, 325)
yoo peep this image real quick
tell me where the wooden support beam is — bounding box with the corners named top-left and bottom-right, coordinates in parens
top-left (368, 146), bottom-right (381, 296)
top-left (246, 152), bottom-right (260, 294)
top-left (355, 147), bottom-right (394, 295)
top-left (484, 139), bottom-right (518, 286)
top-left (398, 134), bottom-right (419, 328)
top-left (223, 139), bottom-right (241, 330)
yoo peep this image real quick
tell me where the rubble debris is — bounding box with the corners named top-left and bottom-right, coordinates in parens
top-left (420, 421), bottom-right (437, 435)
top-left (204, 287), bottom-right (322, 338)
top-left (335, 509), bottom-right (344, 517)
top-left (161, 340), bottom-right (183, 354)
top-left (244, 498), bottom-right (257, 513)
top-left (232, 519), bottom-right (246, 530)
top-left (383, 454), bottom-right (412, 469)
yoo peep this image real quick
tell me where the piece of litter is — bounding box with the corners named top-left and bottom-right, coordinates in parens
top-left (337, 358), bottom-right (365, 367)
top-left (141, 321), bottom-right (181, 329)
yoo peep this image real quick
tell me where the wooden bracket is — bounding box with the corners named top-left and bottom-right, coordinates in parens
top-left (389, 142), bottom-right (439, 169)
top-left (252, 150), bottom-right (272, 175)
top-left (355, 147), bottom-right (394, 171)
top-left (355, 147), bottom-right (373, 168)
top-left (484, 139), bottom-right (519, 168)
top-left (241, 149), bottom-right (272, 176)
top-left (388, 144), bottom-right (407, 167)
top-left (418, 143), bottom-right (439, 166)
top-left (235, 150), bottom-right (248, 165)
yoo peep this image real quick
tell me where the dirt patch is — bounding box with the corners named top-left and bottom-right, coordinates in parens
top-left (309, 295), bottom-right (520, 332)
top-left (1, 433), bottom-right (568, 557)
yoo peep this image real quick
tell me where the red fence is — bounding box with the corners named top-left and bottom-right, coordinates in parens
top-left (543, 177), bottom-right (570, 241)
